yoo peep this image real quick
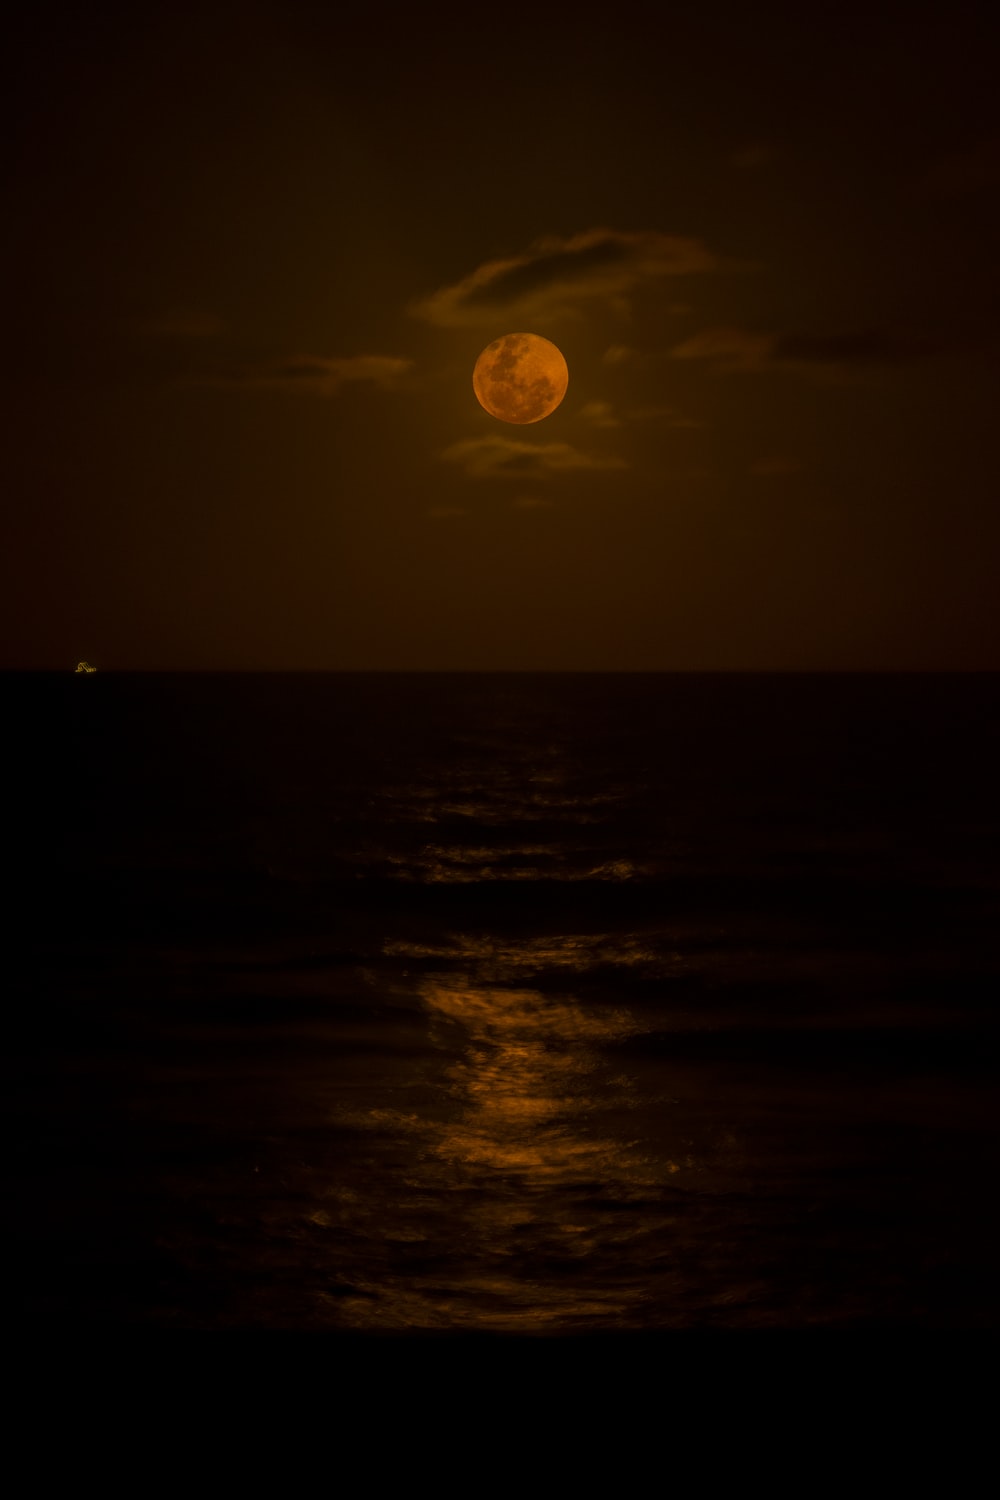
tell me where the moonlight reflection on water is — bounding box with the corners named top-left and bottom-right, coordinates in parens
top-left (12, 672), bottom-right (998, 1330)
top-left (328, 969), bottom-right (690, 1332)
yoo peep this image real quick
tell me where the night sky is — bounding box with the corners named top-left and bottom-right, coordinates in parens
top-left (5, 0), bottom-right (999, 671)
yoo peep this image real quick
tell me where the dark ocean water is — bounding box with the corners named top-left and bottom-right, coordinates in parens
top-left (5, 672), bottom-right (1000, 1331)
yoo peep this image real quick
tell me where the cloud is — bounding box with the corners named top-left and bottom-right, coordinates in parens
top-left (771, 330), bottom-right (942, 366)
top-left (427, 504), bottom-right (466, 519)
top-left (512, 495), bottom-right (553, 510)
top-left (579, 399), bottom-right (622, 429)
top-left (671, 326), bottom-right (944, 375)
top-left (129, 319), bottom-right (413, 395)
top-left (411, 229), bottom-right (724, 327)
top-left (670, 327), bottom-right (774, 372)
top-left (627, 404), bottom-right (705, 427)
top-left (603, 344), bottom-right (636, 364)
top-left (580, 398), bottom-right (704, 429)
top-left (202, 354), bottom-right (413, 394)
top-left (441, 435), bottom-right (627, 479)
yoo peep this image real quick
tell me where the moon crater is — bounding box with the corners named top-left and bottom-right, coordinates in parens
top-left (473, 333), bottom-right (569, 425)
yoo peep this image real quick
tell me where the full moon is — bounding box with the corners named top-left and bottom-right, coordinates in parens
top-left (472, 333), bottom-right (569, 424)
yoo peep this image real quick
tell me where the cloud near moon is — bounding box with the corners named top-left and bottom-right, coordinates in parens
top-left (670, 325), bottom-right (946, 376)
top-left (441, 435), bottom-right (626, 479)
top-left (412, 228), bottom-right (724, 327)
top-left (224, 354), bottom-right (414, 393)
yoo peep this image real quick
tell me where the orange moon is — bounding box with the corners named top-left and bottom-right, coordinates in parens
top-left (472, 333), bottom-right (569, 424)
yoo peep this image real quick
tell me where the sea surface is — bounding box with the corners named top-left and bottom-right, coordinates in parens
top-left (5, 672), bottom-right (1000, 1331)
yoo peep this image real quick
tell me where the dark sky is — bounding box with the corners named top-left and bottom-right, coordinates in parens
top-left (5, 0), bottom-right (999, 669)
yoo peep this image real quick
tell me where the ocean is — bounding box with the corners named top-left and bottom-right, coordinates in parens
top-left (5, 672), bottom-right (1000, 1331)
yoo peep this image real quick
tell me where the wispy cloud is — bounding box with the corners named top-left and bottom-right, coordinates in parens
top-left (670, 327), bottom-right (774, 372)
top-left (579, 399), bottom-right (622, 429)
top-left (412, 229), bottom-right (725, 328)
top-left (131, 316), bottom-right (413, 395)
top-left (773, 330), bottom-right (943, 367)
top-left (580, 398), bottom-right (704, 429)
top-left (627, 404), bottom-right (706, 428)
top-left (441, 435), bottom-right (627, 479)
top-left (201, 354), bottom-right (414, 395)
top-left (671, 326), bottom-right (944, 375)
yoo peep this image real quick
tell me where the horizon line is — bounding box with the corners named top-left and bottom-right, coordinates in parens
top-left (5, 666), bottom-right (1000, 677)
